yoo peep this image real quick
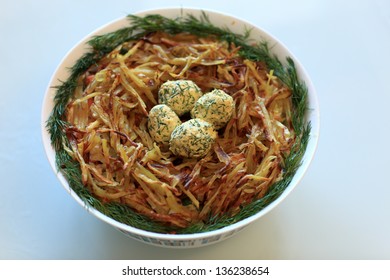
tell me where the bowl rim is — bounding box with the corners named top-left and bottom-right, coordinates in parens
top-left (41, 7), bottom-right (320, 241)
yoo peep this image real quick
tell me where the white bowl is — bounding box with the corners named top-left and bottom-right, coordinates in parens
top-left (41, 8), bottom-right (320, 248)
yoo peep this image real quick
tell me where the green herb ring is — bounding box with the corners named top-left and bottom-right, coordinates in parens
top-left (46, 12), bottom-right (311, 234)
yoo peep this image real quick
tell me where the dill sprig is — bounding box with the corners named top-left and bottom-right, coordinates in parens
top-left (46, 12), bottom-right (311, 234)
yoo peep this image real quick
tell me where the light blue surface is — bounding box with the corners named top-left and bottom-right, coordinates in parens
top-left (1, 0), bottom-right (389, 259)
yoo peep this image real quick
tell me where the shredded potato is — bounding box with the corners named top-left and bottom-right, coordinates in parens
top-left (64, 31), bottom-right (295, 228)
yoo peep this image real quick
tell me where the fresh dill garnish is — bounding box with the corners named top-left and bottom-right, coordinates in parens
top-left (46, 12), bottom-right (311, 234)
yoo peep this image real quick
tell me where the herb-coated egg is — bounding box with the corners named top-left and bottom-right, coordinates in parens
top-left (169, 118), bottom-right (217, 158)
top-left (148, 104), bottom-right (181, 145)
top-left (191, 89), bottom-right (234, 129)
top-left (158, 80), bottom-right (203, 116)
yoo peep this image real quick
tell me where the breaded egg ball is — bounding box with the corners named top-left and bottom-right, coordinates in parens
top-left (148, 104), bottom-right (181, 145)
top-left (158, 80), bottom-right (203, 116)
top-left (191, 89), bottom-right (234, 129)
top-left (169, 118), bottom-right (217, 158)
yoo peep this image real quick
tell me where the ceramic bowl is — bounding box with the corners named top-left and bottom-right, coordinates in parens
top-left (41, 8), bottom-right (320, 248)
